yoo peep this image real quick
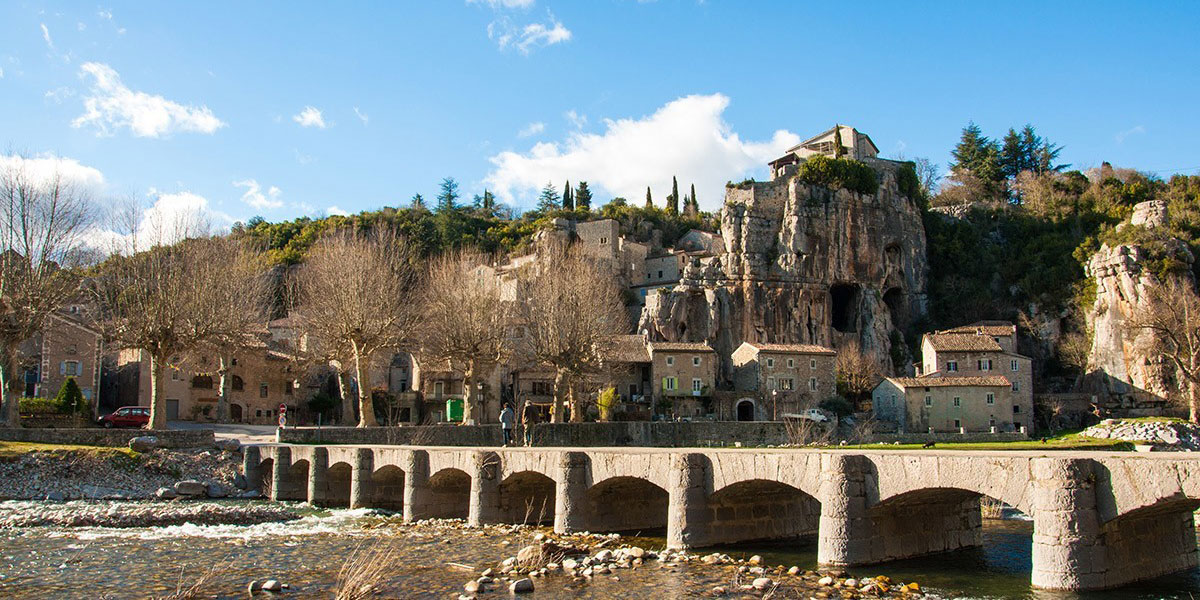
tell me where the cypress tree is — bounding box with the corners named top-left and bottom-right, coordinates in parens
top-left (645, 187), bottom-right (653, 209)
top-left (690, 183), bottom-right (697, 209)
top-left (833, 125), bottom-right (846, 159)
top-left (575, 181), bottom-right (593, 210)
top-left (668, 176), bottom-right (679, 215)
top-left (563, 180), bottom-right (573, 210)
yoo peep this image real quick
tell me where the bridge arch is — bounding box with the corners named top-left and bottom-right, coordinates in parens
top-left (580, 476), bottom-right (669, 534)
top-left (426, 468), bottom-right (472, 520)
top-left (498, 471), bottom-right (556, 525)
top-left (369, 465), bottom-right (406, 511)
top-left (277, 458), bottom-right (309, 501)
top-left (705, 479), bottom-right (821, 545)
top-left (320, 461), bottom-right (353, 507)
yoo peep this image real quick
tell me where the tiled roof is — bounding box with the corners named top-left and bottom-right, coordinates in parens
top-left (746, 342), bottom-right (836, 355)
top-left (599, 335), bottom-right (651, 363)
top-left (649, 341), bottom-right (714, 353)
top-left (888, 376), bottom-right (1011, 388)
top-left (937, 321), bottom-right (1016, 337)
top-left (925, 333), bottom-right (1003, 352)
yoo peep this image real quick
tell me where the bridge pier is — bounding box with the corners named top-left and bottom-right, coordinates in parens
top-left (554, 452), bottom-right (588, 534)
top-left (816, 454), bottom-right (872, 566)
top-left (469, 451), bottom-right (500, 526)
top-left (349, 448), bottom-right (374, 509)
top-left (667, 453), bottom-right (712, 549)
top-left (307, 447), bottom-right (329, 505)
top-left (403, 450), bottom-right (433, 523)
top-left (242, 445), bottom-right (263, 492)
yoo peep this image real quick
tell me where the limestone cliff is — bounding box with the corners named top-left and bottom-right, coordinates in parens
top-left (638, 159), bottom-right (928, 384)
top-left (1083, 200), bottom-right (1195, 408)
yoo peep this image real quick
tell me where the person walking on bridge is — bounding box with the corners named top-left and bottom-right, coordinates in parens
top-left (499, 403), bottom-right (515, 447)
top-left (521, 401), bottom-right (539, 447)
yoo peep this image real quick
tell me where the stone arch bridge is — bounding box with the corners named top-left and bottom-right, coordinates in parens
top-left (245, 445), bottom-right (1200, 591)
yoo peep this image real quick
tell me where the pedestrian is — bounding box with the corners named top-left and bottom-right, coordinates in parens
top-left (499, 402), bottom-right (515, 447)
top-left (521, 401), bottom-right (539, 447)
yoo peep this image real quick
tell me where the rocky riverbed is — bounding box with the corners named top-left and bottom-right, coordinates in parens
top-left (1080, 419), bottom-right (1200, 450)
top-left (0, 443), bottom-right (245, 501)
top-left (0, 499), bottom-right (299, 528)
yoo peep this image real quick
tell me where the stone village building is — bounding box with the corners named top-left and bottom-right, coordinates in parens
top-left (729, 342), bottom-right (837, 422)
top-left (18, 307), bottom-right (104, 418)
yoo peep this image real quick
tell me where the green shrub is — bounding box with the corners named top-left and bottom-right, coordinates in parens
top-left (597, 387), bottom-right (618, 422)
top-left (54, 377), bottom-right (88, 414)
top-left (819, 396), bottom-right (854, 417)
top-left (19, 397), bottom-right (64, 414)
top-left (897, 161), bottom-right (922, 200)
top-left (797, 156), bottom-right (878, 196)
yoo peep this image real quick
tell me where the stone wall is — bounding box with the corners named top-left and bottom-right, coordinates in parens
top-left (0, 427), bottom-right (215, 448)
top-left (278, 422), bottom-right (798, 447)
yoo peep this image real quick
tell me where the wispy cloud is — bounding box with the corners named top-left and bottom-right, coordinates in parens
top-left (40, 23), bottom-right (54, 49)
top-left (1115, 125), bottom-right (1145, 144)
top-left (564, 109), bottom-right (587, 129)
top-left (234, 179), bottom-right (283, 210)
top-left (44, 86), bottom-right (75, 103)
top-left (353, 106), bottom-right (369, 125)
top-left (293, 106), bottom-right (327, 129)
top-left (469, 0), bottom-right (535, 8)
top-left (517, 121), bottom-right (545, 138)
top-left (72, 62), bottom-right (226, 137)
top-left (487, 12), bottom-right (572, 54)
top-left (326, 205), bottom-right (350, 216)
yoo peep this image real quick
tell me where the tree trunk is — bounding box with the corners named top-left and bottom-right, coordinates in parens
top-left (463, 363), bottom-right (475, 425)
top-left (148, 353), bottom-right (168, 430)
top-left (353, 343), bottom-right (377, 427)
top-left (551, 368), bottom-right (567, 424)
top-left (217, 355), bottom-right (231, 423)
top-left (0, 345), bottom-right (19, 428)
top-left (568, 377), bottom-right (582, 423)
top-left (334, 368), bottom-right (352, 425)
top-left (1190, 380), bottom-right (1199, 424)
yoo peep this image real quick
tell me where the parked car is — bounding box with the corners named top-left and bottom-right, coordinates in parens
top-left (780, 409), bottom-right (830, 423)
top-left (98, 406), bottom-right (150, 428)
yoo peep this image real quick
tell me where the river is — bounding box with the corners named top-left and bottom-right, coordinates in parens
top-left (1, 502), bottom-right (1198, 599)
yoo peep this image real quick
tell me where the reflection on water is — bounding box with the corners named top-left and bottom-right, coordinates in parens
top-left (1, 506), bottom-right (1199, 600)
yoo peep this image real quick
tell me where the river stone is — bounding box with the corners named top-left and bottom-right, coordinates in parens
top-left (206, 483), bottom-right (228, 498)
top-left (844, 578), bottom-right (858, 588)
top-left (516, 545), bottom-right (539, 563)
top-left (818, 576), bottom-right (834, 586)
top-left (464, 580), bottom-right (481, 593)
top-left (627, 546), bottom-right (645, 559)
top-left (216, 438), bottom-right (242, 452)
top-left (155, 487), bottom-right (177, 500)
top-left (561, 558), bottom-right (577, 570)
top-left (45, 491), bottom-right (65, 502)
top-left (238, 490), bottom-right (261, 499)
top-left (262, 579), bottom-right (282, 592)
top-left (594, 549), bottom-right (613, 562)
top-left (129, 436), bottom-right (159, 452)
top-left (510, 578), bottom-right (534, 593)
top-left (247, 580), bottom-right (262, 594)
top-left (174, 480), bottom-right (207, 496)
top-left (752, 577), bottom-right (773, 590)
top-left (748, 555), bottom-right (762, 565)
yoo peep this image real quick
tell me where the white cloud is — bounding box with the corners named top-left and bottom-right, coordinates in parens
top-left (0, 153), bottom-right (106, 192)
top-left (293, 106), bottom-right (327, 129)
top-left (0, 67), bottom-right (4, 79)
top-left (44, 86), bottom-right (74, 103)
top-left (353, 106), bottom-right (369, 125)
top-left (326, 205), bottom-right (350, 216)
top-left (234, 179), bottom-right (283, 210)
top-left (517, 121), bottom-right (545, 138)
top-left (1115, 125), bottom-right (1145, 144)
top-left (484, 93), bottom-right (800, 211)
top-left (488, 13), bottom-right (572, 54)
top-left (40, 23), bottom-right (54, 49)
top-left (98, 9), bottom-right (113, 21)
top-left (72, 62), bottom-right (226, 137)
top-left (470, 0), bottom-right (536, 8)
top-left (84, 190), bottom-right (232, 252)
top-left (564, 109), bottom-right (587, 129)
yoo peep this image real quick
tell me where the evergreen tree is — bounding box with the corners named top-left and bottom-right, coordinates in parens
top-left (54, 377), bottom-right (85, 414)
top-left (667, 176), bottom-right (680, 215)
top-left (563, 180), bottom-right (573, 210)
top-left (537, 181), bottom-right (561, 212)
top-left (950, 122), bottom-right (1002, 183)
top-left (436, 177), bottom-right (460, 213)
top-left (833, 125), bottom-right (846, 159)
top-left (690, 183), bottom-right (697, 209)
top-left (575, 181), bottom-right (593, 210)
top-left (411, 193), bottom-right (427, 211)
top-left (645, 186), bottom-right (653, 209)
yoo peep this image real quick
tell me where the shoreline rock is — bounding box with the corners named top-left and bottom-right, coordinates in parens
top-left (0, 499), bottom-right (300, 528)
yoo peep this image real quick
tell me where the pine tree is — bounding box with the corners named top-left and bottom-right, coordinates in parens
top-left (436, 177), bottom-right (460, 213)
top-left (999, 128), bottom-right (1026, 180)
top-left (645, 186), bottom-right (653, 209)
top-left (563, 180), bottom-right (573, 210)
top-left (833, 125), bottom-right (846, 159)
top-left (411, 193), bottom-right (427, 211)
top-left (54, 377), bottom-right (85, 414)
top-left (950, 122), bottom-right (1001, 183)
top-left (575, 181), bottom-right (593, 210)
top-left (537, 181), bottom-right (561, 212)
top-left (667, 176), bottom-right (679, 215)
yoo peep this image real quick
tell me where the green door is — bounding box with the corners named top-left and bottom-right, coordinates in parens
top-left (445, 398), bottom-right (464, 422)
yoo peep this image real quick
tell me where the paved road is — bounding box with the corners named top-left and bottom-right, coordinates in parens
top-left (168, 421), bottom-right (277, 444)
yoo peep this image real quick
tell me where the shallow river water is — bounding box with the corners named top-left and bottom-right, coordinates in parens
top-left (1, 502), bottom-right (1198, 599)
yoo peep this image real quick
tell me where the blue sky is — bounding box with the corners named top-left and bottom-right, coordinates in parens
top-left (1, 1), bottom-right (1197, 233)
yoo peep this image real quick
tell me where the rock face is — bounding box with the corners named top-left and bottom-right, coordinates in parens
top-left (639, 159), bottom-right (928, 380)
top-left (1084, 200), bottom-right (1196, 409)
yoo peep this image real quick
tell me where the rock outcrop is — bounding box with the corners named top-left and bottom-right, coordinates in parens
top-left (638, 159), bottom-right (928, 383)
top-left (1083, 200), bottom-right (1195, 410)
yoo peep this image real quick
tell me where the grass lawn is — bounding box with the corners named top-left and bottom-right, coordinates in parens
top-left (829, 429), bottom-right (1135, 452)
top-left (0, 440), bottom-right (140, 460)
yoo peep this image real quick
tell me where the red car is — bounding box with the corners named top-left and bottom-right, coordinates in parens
top-left (99, 406), bottom-right (151, 428)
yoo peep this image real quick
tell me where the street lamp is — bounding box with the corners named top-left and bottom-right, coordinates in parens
top-left (772, 389), bottom-right (778, 421)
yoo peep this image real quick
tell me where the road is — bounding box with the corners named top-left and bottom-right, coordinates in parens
top-left (167, 421), bottom-right (277, 444)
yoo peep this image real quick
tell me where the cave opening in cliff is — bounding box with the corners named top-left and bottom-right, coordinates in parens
top-left (830, 284), bottom-right (860, 333)
top-left (883, 287), bottom-right (904, 328)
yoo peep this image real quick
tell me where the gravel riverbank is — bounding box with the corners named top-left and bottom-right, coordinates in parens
top-left (0, 499), bottom-right (299, 528)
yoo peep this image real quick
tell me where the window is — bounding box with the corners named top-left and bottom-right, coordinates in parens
top-left (600, 237), bottom-right (608, 244)
top-left (787, 358), bottom-right (795, 369)
top-left (256, 410), bottom-right (262, 417)
top-left (65, 344), bottom-right (77, 354)
top-left (171, 370), bottom-right (180, 381)
top-left (435, 381), bottom-right (444, 396)
top-left (779, 378), bottom-right (794, 391)
top-left (657, 270), bottom-right (663, 278)
top-left (259, 383), bottom-right (269, 398)
top-left (692, 378), bottom-right (702, 392)
top-left (946, 360), bottom-right (958, 372)
top-left (766, 357), bottom-right (774, 368)
top-left (808, 378), bottom-right (817, 391)
top-left (666, 356), bottom-right (675, 366)
top-left (532, 381), bottom-right (552, 395)
top-left (284, 380), bottom-right (294, 396)
top-left (924, 395), bottom-right (932, 407)
top-left (232, 375), bottom-right (244, 391)
top-left (231, 358), bottom-right (239, 366)
top-left (1013, 405), bottom-right (1021, 414)
top-left (767, 377), bottom-right (776, 390)
top-left (1012, 381), bottom-right (1020, 392)
top-left (664, 377), bottom-right (678, 391)
top-left (60, 361), bottom-right (80, 376)
top-left (1011, 359), bottom-right (1019, 371)
top-left (978, 359), bottom-right (992, 371)
top-left (986, 393), bottom-right (995, 405)
top-left (954, 419), bottom-right (961, 429)
top-left (692, 356), bottom-right (700, 367)
top-left (809, 358), bottom-right (816, 369)
top-left (953, 396), bottom-right (961, 407)
top-left (191, 375), bottom-right (213, 389)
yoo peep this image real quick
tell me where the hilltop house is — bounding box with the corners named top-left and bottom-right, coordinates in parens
top-left (768, 124), bottom-right (880, 179)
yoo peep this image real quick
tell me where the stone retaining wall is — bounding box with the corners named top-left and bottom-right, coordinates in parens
top-left (0, 428), bottom-right (215, 449)
top-left (864, 432), bottom-right (1028, 444)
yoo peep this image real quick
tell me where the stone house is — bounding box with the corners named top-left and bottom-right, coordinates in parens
top-left (729, 342), bottom-right (837, 420)
top-left (916, 323), bottom-right (1034, 430)
top-left (648, 341), bottom-right (717, 418)
top-left (767, 124), bottom-right (880, 179)
top-left (19, 310), bottom-right (104, 417)
top-left (675, 230), bottom-right (725, 257)
top-left (872, 376), bottom-right (1017, 433)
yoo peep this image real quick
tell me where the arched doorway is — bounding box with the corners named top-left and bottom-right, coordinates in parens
top-left (230, 403), bottom-right (243, 422)
top-left (736, 399), bottom-right (755, 421)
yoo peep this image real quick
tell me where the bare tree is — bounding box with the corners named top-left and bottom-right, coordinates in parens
top-left (836, 339), bottom-right (880, 403)
top-left (417, 250), bottom-right (514, 424)
top-left (89, 237), bottom-right (233, 429)
top-left (516, 248), bottom-right (627, 423)
top-left (0, 157), bottom-right (96, 427)
top-left (1131, 278), bottom-right (1200, 422)
top-left (290, 228), bottom-right (421, 427)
